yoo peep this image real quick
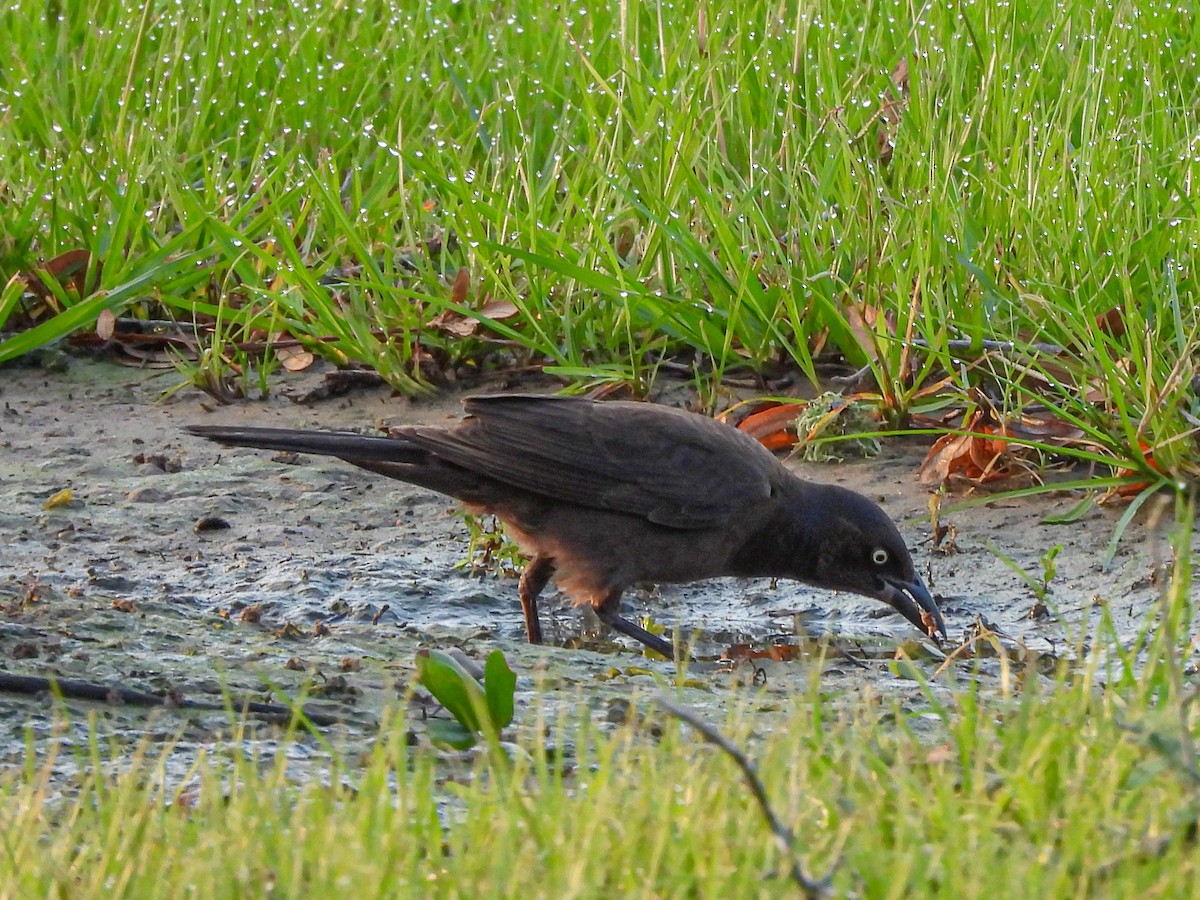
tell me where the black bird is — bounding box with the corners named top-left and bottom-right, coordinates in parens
top-left (187, 394), bottom-right (945, 657)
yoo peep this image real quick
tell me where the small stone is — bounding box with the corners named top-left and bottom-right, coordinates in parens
top-left (194, 515), bottom-right (231, 533)
top-left (604, 698), bottom-right (632, 724)
top-left (126, 486), bottom-right (165, 503)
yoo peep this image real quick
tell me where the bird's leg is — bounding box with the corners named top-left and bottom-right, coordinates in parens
top-left (518, 555), bottom-right (555, 644)
top-left (594, 592), bottom-right (677, 659)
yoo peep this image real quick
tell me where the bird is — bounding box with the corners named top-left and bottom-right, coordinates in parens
top-left (186, 394), bottom-right (945, 658)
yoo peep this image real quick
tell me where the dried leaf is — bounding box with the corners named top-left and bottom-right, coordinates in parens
top-left (891, 56), bottom-right (910, 94)
top-left (429, 296), bottom-right (520, 338)
top-left (1096, 305), bottom-right (1127, 340)
top-left (876, 57), bottom-right (910, 164)
top-left (450, 266), bottom-right (471, 305)
top-left (276, 346), bottom-right (315, 372)
top-left (477, 297), bottom-right (520, 321)
top-left (924, 743), bottom-right (955, 765)
top-left (843, 304), bottom-right (874, 358)
top-left (918, 431), bottom-right (973, 486)
top-left (918, 408), bottom-right (1021, 487)
top-left (43, 488), bottom-right (74, 510)
top-left (428, 305), bottom-right (476, 336)
top-left (722, 643), bottom-right (801, 662)
top-left (845, 303), bottom-right (892, 366)
top-left (24, 249), bottom-right (99, 299)
top-left (613, 225), bottom-right (636, 258)
top-left (736, 402), bottom-right (806, 450)
top-left (96, 309), bottom-right (117, 341)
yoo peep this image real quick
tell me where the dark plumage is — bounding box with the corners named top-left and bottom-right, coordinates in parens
top-left (186, 394), bottom-right (945, 657)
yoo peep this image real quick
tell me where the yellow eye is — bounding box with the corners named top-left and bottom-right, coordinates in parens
top-left (872, 548), bottom-right (890, 566)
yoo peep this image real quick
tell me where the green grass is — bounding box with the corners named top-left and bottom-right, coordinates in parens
top-left (1, 0), bottom-right (1197, 485)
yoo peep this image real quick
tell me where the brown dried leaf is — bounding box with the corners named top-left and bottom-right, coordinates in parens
top-left (918, 431), bottom-right (974, 486)
top-left (477, 297), bottom-right (520, 321)
top-left (924, 743), bottom-right (955, 765)
top-left (276, 345), bottom-right (315, 372)
top-left (96, 309), bottom-right (117, 341)
top-left (891, 56), bottom-right (910, 94)
top-left (1096, 305), bottom-right (1126, 340)
top-left (450, 266), bottom-right (471, 305)
top-left (918, 409), bottom-right (1022, 487)
top-left (876, 57), bottom-right (910, 164)
top-left (430, 296), bottom-right (520, 338)
top-left (845, 303), bottom-right (885, 366)
top-left (429, 310), bottom-right (478, 337)
top-left (24, 249), bottom-right (99, 299)
top-left (722, 643), bottom-right (801, 662)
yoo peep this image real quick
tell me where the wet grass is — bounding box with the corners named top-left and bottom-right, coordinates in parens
top-left (0, 501), bottom-right (1195, 896)
top-left (1, 0), bottom-right (1198, 488)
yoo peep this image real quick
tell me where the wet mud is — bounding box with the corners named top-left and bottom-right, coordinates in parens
top-left (0, 360), bottom-right (1190, 788)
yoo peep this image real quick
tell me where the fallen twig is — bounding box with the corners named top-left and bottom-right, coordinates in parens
top-left (0, 671), bottom-right (354, 729)
top-left (831, 337), bottom-right (1071, 391)
top-left (656, 696), bottom-right (836, 898)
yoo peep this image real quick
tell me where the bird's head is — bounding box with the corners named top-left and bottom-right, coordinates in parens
top-left (804, 485), bottom-right (946, 639)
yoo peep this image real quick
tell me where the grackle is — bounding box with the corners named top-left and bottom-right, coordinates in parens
top-left (187, 394), bottom-right (945, 657)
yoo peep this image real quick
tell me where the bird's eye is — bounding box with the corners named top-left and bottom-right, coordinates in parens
top-left (871, 548), bottom-right (890, 566)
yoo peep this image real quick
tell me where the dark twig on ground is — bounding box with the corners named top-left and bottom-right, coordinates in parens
top-left (0, 671), bottom-right (352, 728)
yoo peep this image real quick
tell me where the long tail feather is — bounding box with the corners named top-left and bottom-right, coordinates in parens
top-left (185, 425), bottom-right (426, 464)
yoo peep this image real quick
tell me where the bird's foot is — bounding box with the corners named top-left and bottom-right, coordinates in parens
top-left (596, 608), bottom-right (678, 660)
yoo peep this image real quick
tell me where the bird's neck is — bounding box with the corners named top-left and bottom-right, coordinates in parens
top-left (725, 479), bottom-right (822, 581)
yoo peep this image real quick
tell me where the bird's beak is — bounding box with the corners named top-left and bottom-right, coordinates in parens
top-left (882, 575), bottom-right (946, 639)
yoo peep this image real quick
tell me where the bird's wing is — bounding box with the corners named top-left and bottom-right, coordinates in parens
top-left (397, 395), bottom-right (779, 530)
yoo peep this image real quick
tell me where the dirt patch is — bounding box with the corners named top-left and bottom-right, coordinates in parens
top-left (0, 359), bottom-right (1188, 786)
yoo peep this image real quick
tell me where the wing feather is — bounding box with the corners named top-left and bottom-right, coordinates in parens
top-left (396, 395), bottom-right (779, 529)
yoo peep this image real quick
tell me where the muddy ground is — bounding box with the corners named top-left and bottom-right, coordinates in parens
top-left (0, 359), bottom-right (1191, 790)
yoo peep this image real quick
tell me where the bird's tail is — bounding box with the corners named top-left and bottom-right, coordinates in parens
top-left (185, 425), bottom-right (427, 465)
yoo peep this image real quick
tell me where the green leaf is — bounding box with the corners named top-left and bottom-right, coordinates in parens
top-left (425, 718), bottom-right (478, 751)
top-left (414, 649), bottom-right (488, 734)
top-left (1041, 497), bottom-right (1095, 524)
top-left (483, 650), bottom-right (516, 730)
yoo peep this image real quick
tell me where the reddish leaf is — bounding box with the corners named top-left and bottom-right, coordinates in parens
top-left (1096, 306), bottom-right (1126, 340)
top-left (918, 408), bottom-right (1022, 487)
top-left (24, 249), bottom-right (100, 299)
top-left (736, 402), bottom-right (806, 449)
top-left (450, 266), bottom-right (471, 305)
top-left (1115, 441), bottom-right (1162, 496)
top-left (722, 643), bottom-right (801, 662)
